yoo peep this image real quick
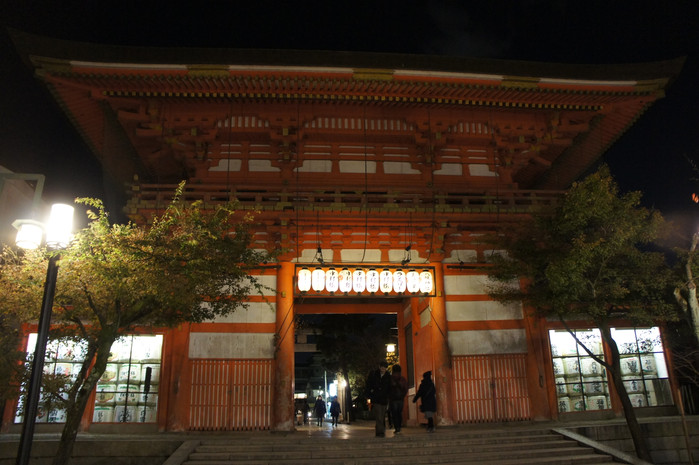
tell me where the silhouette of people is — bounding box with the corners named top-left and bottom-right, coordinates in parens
top-left (313, 395), bottom-right (326, 426)
top-left (413, 370), bottom-right (437, 432)
top-left (366, 360), bottom-right (391, 437)
top-left (329, 396), bottom-right (341, 427)
top-left (301, 399), bottom-right (309, 425)
top-left (389, 364), bottom-right (408, 434)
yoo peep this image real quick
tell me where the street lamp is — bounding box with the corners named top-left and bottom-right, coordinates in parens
top-left (13, 203), bottom-right (74, 465)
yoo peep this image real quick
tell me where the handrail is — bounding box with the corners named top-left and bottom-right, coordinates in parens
top-left (126, 183), bottom-right (564, 214)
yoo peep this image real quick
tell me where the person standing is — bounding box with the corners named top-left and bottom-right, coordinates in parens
top-left (301, 399), bottom-right (309, 425)
top-left (329, 396), bottom-right (341, 427)
top-left (366, 360), bottom-right (391, 437)
top-left (389, 364), bottom-right (408, 434)
top-left (413, 370), bottom-right (437, 432)
top-left (313, 395), bottom-right (326, 426)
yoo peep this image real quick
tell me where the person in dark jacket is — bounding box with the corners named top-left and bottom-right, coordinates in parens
top-left (389, 364), bottom-right (408, 434)
top-left (413, 370), bottom-right (437, 432)
top-left (313, 395), bottom-right (326, 426)
top-left (366, 360), bottom-right (391, 437)
top-left (329, 396), bottom-right (341, 427)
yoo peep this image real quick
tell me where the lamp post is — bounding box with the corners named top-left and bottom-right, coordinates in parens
top-left (13, 203), bottom-right (74, 465)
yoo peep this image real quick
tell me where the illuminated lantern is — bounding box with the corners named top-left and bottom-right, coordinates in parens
top-left (312, 267), bottom-right (325, 292)
top-left (298, 267), bottom-right (312, 292)
top-left (338, 268), bottom-right (352, 294)
top-left (326, 268), bottom-right (339, 293)
top-left (379, 269), bottom-right (393, 293)
top-left (393, 269), bottom-right (406, 293)
top-left (406, 269), bottom-right (420, 293)
top-left (419, 269), bottom-right (434, 294)
top-left (366, 269), bottom-right (380, 293)
top-left (352, 269), bottom-right (366, 293)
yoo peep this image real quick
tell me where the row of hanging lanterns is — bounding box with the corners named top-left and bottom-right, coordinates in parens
top-left (297, 267), bottom-right (434, 295)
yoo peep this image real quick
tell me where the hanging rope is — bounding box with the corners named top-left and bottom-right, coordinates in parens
top-left (425, 110), bottom-right (437, 263)
top-left (362, 104), bottom-right (369, 263)
top-left (226, 101), bottom-right (233, 202)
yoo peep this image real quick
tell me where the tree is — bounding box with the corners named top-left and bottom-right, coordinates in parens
top-left (486, 166), bottom-right (675, 462)
top-left (311, 314), bottom-right (394, 421)
top-left (0, 184), bottom-right (273, 465)
top-left (673, 232), bottom-right (699, 345)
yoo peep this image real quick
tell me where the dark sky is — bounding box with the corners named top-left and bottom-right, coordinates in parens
top-left (1, 1), bottom-right (698, 234)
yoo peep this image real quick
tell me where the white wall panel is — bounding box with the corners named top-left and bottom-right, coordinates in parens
top-left (189, 333), bottom-right (275, 359)
top-left (444, 274), bottom-right (519, 295)
top-left (446, 300), bottom-right (522, 321)
top-left (206, 302), bottom-right (277, 323)
top-left (448, 329), bottom-right (527, 355)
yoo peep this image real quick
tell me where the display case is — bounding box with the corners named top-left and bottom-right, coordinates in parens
top-left (549, 329), bottom-right (610, 413)
top-left (92, 335), bottom-right (163, 423)
top-left (15, 334), bottom-right (163, 424)
top-left (15, 336), bottom-right (87, 424)
top-left (611, 327), bottom-right (672, 407)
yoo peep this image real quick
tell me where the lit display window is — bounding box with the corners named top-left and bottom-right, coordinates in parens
top-left (17, 334), bottom-right (163, 424)
top-left (611, 327), bottom-right (672, 408)
top-left (93, 335), bottom-right (163, 423)
top-left (549, 329), bottom-right (610, 413)
top-left (15, 336), bottom-right (88, 424)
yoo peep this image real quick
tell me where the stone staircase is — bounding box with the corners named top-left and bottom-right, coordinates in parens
top-left (171, 428), bottom-right (626, 465)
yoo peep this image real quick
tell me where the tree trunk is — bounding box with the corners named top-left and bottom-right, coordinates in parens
top-left (686, 232), bottom-right (699, 345)
top-left (52, 335), bottom-right (115, 465)
top-left (341, 368), bottom-right (351, 423)
top-left (599, 324), bottom-right (652, 462)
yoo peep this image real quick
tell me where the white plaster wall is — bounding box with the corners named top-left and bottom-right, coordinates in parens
top-left (205, 301), bottom-right (277, 323)
top-left (339, 160), bottom-right (376, 173)
top-left (433, 163), bottom-right (463, 176)
top-left (297, 160), bottom-right (332, 172)
top-left (444, 275), bottom-right (488, 295)
top-left (189, 332), bottom-right (275, 359)
top-left (235, 274), bottom-right (277, 296)
top-left (442, 250), bottom-right (478, 263)
top-left (387, 249), bottom-right (421, 263)
top-left (446, 300), bottom-right (523, 321)
top-left (383, 161), bottom-right (420, 174)
top-left (468, 164), bottom-right (498, 177)
top-left (209, 159), bottom-right (242, 171)
top-left (444, 274), bottom-right (519, 295)
top-left (248, 160), bottom-right (280, 172)
top-left (448, 329), bottom-right (527, 355)
top-left (340, 249), bottom-right (382, 262)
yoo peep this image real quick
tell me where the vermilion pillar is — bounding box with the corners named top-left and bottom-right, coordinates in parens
top-left (273, 262), bottom-right (295, 431)
top-left (431, 263), bottom-right (453, 426)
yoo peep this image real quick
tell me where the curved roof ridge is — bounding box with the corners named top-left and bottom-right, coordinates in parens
top-left (8, 28), bottom-right (686, 83)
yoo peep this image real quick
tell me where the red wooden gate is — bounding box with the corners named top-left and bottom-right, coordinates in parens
top-left (452, 354), bottom-right (531, 423)
top-left (189, 359), bottom-right (272, 430)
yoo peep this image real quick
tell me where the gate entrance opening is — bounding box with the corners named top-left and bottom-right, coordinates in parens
top-left (294, 298), bottom-right (404, 427)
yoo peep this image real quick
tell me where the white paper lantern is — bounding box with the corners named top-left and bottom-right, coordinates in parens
top-left (352, 269), bottom-right (366, 293)
top-left (325, 268), bottom-right (339, 293)
top-left (379, 269), bottom-right (393, 293)
top-left (366, 269), bottom-right (380, 293)
top-left (419, 270), bottom-right (434, 294)
top-left (393, 270), bottom-right (407, 293)
top-left (297, 267), bottom-right (312, 292)
top-left (338, 268), bottom-right (352, 293)
top-left (311, 268), bottom-right (325, 292)
top-left (406, 269), bottom-right (420, 293)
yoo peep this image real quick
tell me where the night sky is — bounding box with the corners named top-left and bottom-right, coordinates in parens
top-left (1, 1), bottom-right (698, 235)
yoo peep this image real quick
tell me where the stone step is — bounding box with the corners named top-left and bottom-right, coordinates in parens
top-left (195, 433), bottom-right (568, 453)
top-left (180, 430), bottom-right (619, 465)
top-left (190, 439), bottom-right (577, 460)
top-left (183, 452), bottom-right (615, 465)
